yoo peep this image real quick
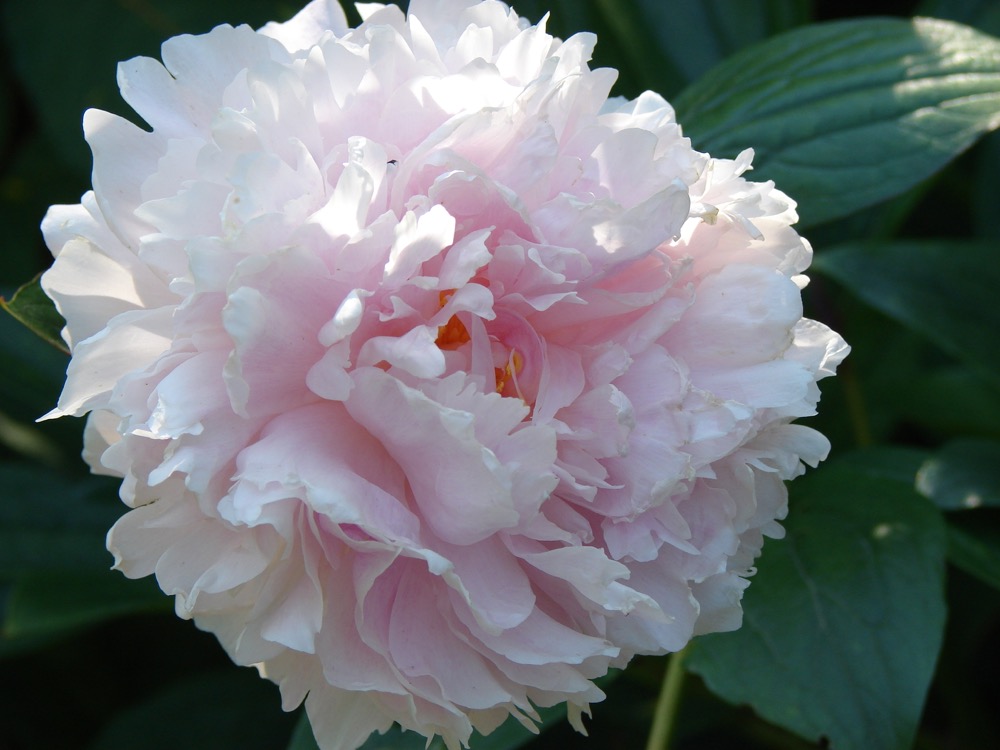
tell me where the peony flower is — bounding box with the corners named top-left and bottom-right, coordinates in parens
top-left (40, 0), bottom-right (848, 747)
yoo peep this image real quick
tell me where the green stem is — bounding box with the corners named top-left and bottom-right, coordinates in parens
top-left (645, 646), bottom-right (688, 750)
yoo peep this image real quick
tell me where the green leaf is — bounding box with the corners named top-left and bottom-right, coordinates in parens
top-left (687, 450), bottom-right (948, 750)
top-left (0, 273), bottom-right (68, 354)
top-left (916, 439), bottom-right (1000, 510)
top-left (92, 669), bottom-right (295, 750)
top-left (674, 17), bottom-right (1000, 227)
top-left (4, 570), bottom-right (169, 638)
top-left (814, 241), bottom-right (1000, 389)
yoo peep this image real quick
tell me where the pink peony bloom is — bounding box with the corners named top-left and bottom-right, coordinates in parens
top-left (41, 0), bottom-right (848, 747)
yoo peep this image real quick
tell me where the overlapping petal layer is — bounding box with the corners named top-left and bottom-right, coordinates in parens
top-left (41, 1), bottom-right (848, 747)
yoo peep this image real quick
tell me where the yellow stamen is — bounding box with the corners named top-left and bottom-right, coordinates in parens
top-left (495, 350), bottom-right (524, 395)
top-left (435, 290), bottom-right (470, 349)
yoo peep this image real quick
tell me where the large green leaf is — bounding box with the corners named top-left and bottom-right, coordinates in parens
top-left (674, 17), bottom-right (1000, 227)
top-left (687, 451), bottom-right (948, 750)
top-left (813, 241), bottom-right (1000, 389)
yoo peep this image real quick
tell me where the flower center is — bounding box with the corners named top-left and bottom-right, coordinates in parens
top-left (494, 349), bottom-right (524, 397)
top-left (436, 291), bottom-right (471, 349)
top-left (435, 290), bottom-right (524, 396)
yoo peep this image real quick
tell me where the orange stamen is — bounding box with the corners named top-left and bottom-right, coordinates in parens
top-left (436, 290), bottom-right (470, 349)
top-left (435, 289), bottom-right (525, 399)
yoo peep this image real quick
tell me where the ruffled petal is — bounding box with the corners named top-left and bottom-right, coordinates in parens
top-left (41, 3), bottom-right (848, 749)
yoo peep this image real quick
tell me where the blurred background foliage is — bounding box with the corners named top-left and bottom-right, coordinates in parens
top-left (2, 0), bottom-right (1000, 748)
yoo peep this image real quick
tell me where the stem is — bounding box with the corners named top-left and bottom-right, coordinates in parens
top-left (645, 646), bottom-right (688, 750)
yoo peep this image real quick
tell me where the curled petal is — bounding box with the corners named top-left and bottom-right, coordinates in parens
top-left (41, 2), bottom-right (848, 748)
